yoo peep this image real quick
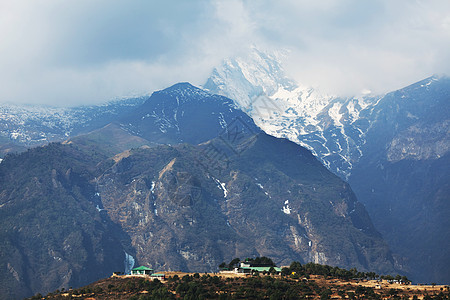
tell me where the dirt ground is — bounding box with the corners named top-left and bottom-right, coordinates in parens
top-left (311, 275), bottom-right (449, 299)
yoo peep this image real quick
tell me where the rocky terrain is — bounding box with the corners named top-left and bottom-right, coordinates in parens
top-left (1, 53), bottom-right (448, 298)
top-left (95, 132), bottom-right (394, 274)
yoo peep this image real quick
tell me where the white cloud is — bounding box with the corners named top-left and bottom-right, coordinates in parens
top-left (243, 0), bottom-right (450, 95)
top-left (0, 0), bottom-right (449, 105)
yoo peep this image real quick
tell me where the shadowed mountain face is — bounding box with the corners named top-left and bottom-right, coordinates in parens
top-left (348, 79), bottom-right (450, 283)
top-left (0, 144), bottom-right (131, 300)
top-left (0, 83), bottom-right (396, 299)
top-left (64, 82), bottom-right (260, 157)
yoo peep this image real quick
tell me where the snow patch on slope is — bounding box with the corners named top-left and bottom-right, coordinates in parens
top-left (213, 178), bottom-right (228, 198)
top-left (282, 200), bottom-right (292, 215)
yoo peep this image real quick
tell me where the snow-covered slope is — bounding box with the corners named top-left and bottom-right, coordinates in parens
top-left (204, 48), bottom-right (360, 175)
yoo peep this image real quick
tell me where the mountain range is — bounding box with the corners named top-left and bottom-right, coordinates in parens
top-left (0, 48), bottom-right (448, 299)
top-left (204, 48), bottom-right (450, 284)
top-left (0, 83), bottom-right (397, 299)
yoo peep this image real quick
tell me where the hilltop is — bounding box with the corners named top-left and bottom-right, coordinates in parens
top-left (30, 264), bottom-right (449, 300)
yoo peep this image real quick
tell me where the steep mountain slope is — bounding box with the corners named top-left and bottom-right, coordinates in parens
top-left (61, 82), bottom-right (259, 156)
top-left (93, 84), bottom-right (394, 274)
top-left (204, 48), bottom-right (353, 178)
top-left (204, 49), bottom-right (450, 283)
top-left (351, 153), bottom-right (450, 283)
top-left (95, 132), bottom-right (395, 275)
top-left (0, 144), bottom-right (132, 300)
top-left (348, 78), bottom-right (450, 283)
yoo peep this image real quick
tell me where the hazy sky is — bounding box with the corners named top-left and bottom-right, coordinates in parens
top-left (0, 0), bottom-right (449, 106)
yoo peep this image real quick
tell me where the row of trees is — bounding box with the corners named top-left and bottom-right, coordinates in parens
top-left (281, 261), bottom-right (410, 283)
top-left (218, 258), bottom-right (411, 284)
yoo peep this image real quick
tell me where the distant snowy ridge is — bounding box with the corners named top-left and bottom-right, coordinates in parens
top-left (0, 97), bottom-right (146, 147)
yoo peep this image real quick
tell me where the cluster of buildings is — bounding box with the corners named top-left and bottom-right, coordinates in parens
top-left (121, 259), bottom-right (282, 280)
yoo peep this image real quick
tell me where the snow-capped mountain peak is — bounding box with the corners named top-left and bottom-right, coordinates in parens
top-left (204, 47), bottom-right (373, 178)
top-left (204, 48), bottom-right (449, 180)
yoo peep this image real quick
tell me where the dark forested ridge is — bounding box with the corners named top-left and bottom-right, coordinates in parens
top-left (0, 143), bottom-right (131, 299)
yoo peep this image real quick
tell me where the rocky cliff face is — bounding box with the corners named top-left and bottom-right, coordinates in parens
top-left (95, 133), bottom-right (395, 275)
top-left (348, 79), bottom-right (450, 283)
top-left (81, 82), bottom-right (394, 275)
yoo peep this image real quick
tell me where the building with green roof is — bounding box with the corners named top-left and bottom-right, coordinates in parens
top-left (130, 266), bottom-right (153, 275)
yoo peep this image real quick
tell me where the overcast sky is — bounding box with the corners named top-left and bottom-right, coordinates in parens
top-left (0, 0), bottom-right (449, 106)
